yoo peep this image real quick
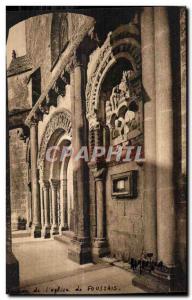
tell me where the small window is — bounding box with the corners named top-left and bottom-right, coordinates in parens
top-left (111, 171), bottom-right (137, 199)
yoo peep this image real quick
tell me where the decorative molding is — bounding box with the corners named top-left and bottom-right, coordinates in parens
top-left (38, 110), bottom-right (72, 171)
top-left (86, 24), bottom-right (141, 124)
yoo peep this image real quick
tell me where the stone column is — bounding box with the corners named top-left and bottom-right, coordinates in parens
top-left (42, 180), bottom-right (51, 238)
top-left (50, 179), bottom-right (59, 235)
top-left (68, 53), bottom-right (91, 264)
top-left (92, 166), bottom-right (109, 259)
top-left (141, 7), bottom-right (157, 259)
top-left (69, 67), bottom-right (78, 235)
top-left (154, 7), bottom-right (176, 268)
top-left (90, 122), bottom-right (109, 260)
top-left (40, 184), bottom-right (44, 229)
top-left (59, 178), bottom-right (68, 234)
top-left (30, 121), bottom-right (41, 238)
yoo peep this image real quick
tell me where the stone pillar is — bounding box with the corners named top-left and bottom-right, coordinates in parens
top-left (154, 7), bottom-right (176, 269)
top-left (70, 67), bottom-right (78, 236)
top-left (92, 166), bottom-right (109, 259)
top-left (90, 121), bottom-right (109, 259)
top-left (42, 180), bottom-right (51, 238)
top-left (59, 178), bottom-right (68, 234)
top-left (141, 7), bottom-right (157, 259)
top-left (30, 121), bottom-right (41, 238)
top-left (40, 184), bottom-right (44, 229)
top-left (68, 53), bottom-right (91, 264)
top-left (50, 179), bottom-right (59, 235)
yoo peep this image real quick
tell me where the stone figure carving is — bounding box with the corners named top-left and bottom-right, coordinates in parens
top-left (106, 70), bottom-right (140, 145)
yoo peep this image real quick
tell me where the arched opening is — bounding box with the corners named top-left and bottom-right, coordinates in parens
top-left (38, 110), bottom-right (73, 237)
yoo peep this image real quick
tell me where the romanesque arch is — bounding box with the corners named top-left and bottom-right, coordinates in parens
top-left (86, 23), bottom-right (142, 129)
top-left (38, 109), bottom-right (72, 178)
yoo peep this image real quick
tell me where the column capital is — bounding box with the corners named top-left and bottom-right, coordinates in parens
top-left (41, 180), bottom-right (50, 190)
top-left (29, 117), bottom-right (38, 128)
top-left (50, 179), bottom-right (60, 189)
top-left (93, 166), bottom-right (106, 181)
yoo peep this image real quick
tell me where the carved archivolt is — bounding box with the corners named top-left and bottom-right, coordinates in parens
top-left (38, 110), bottom-right (72, 171)
top-left (86, 23), bottom-right (141, 127)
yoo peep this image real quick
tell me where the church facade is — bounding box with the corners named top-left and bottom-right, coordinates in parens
top-left (7, 7), bottom-right (187, 293)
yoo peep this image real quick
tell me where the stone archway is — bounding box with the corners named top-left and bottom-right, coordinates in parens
top-left (86, 23), bottom-right (142, 127)
top-left (37, 110), bottom-right (73, 238)
top-left (86, 22), bottom-right (143, 260)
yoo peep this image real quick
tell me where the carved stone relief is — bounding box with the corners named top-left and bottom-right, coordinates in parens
top-left (86, 23), bottom-right (142, 127)
top-left (106, 70), bottom-right (141, 146)
top-left (38, 110), bottom-right (72, 172)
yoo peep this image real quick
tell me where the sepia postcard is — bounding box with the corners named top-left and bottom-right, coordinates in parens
top-left (6, 6), bottom-right (187, 295)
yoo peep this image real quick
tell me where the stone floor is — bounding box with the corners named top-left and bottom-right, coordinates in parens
top-left (12, 237), bottom-right (145, 295)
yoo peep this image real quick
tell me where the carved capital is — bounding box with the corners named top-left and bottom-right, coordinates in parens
top-left (50, 179), bottom-right (60, 189)
top-left (41, 180), bottom-right (50, 190)
top-left (29, 116), bottom-right (39, 128)
top-left (92, 166), bottom-right (106, 181)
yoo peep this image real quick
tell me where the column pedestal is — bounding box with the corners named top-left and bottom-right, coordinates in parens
top-left (92, 238), bottom-right (109, 261)
top-left (68, 236), bottom-right (91, 264)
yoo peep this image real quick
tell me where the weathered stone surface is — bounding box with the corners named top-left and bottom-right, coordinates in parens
top-left (9, 129), bottom-right (28, 230)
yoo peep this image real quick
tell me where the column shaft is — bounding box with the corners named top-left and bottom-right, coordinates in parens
top-left (41, 181), bottom-right (51, 238)
top-left (96, 179), bottom-right (104, 239)
top-left (40, 185), bottom-right (44, 228)
top-left (154, 7), bottom-right (175, 267)
top-left (60, 178), bottom-right (68, 233)
top-left (141, 7), bottom-right (157, 258)
top-left (68, 56), bottom-right (91, 264)
top-left (50, 180), bottom-right (59, 235)
top-left (74, 63), bottom-right (89, 239)
top-left (30, 123), bottom-right (41, 237)
top-left (70, 69), bottom-right (78, 235)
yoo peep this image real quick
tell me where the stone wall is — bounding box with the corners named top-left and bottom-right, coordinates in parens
top-left (8, 71), bottom-right (32, 111)
top-left (9, 129), bottom-right (29, 230)
top-left (25, 14), bottom-right (52, 92)
top-left (106, 162), bottom-right (144, 260)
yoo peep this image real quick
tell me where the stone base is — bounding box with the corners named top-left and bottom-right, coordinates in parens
top-left (68, 237), bottom-right (92, 264)
top-left (42, 225), bottom-right (51, 239)
top-left (59, 224), bottom-right (68, 235)
top-left (92, 238), bottom-right (109, 262)
top-left (132, 267), bottom-right (178, 293)
top-left (51, 225), bottom-right (59, 236)
top-left (31, 225), bottom-right (41, 238)
top-left (6, 251), bottom-right (19, 294)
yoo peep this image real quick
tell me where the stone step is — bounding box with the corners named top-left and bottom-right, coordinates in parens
top-left (151, 269), bottom-right (171, 280)
top-left (12, 230), bottom-right (31, 239)
top-left (54, 231), bottom-right (74, 245)
top-left (132, 274), bottom-right (170, 293)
